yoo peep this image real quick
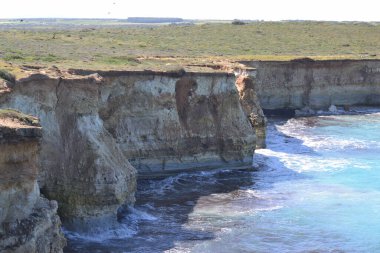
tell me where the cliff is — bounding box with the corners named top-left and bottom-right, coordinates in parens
top-left (2, 59), bottom-right (378, 234)
top-left (235, 75), bottom-right (266, 148)
top-left (243, 59), bottom-right (380, 111)
top-left (0, 68), bottom-right (262, 230)
top-left (97, 71), bottom-right (258, 177)
top-left (0, 73), bottom-right (137, 231)
top-left (0, 109), bottom-right (65, 253)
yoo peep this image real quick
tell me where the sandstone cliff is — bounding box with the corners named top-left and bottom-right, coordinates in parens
top-left (0, 69), bottom-right (261, 229)
top-left (97, 71), bottom-right (258, 177)
top-left (4, 59), bottom-right (378, 233)
top-left (0, 73), bottom-right (137, 230)
top-left (0, 109), bottom-right (65, 253)
top-left (244, 59), bottom-right (380, 110)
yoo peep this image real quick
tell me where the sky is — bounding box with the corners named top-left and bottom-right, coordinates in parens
top-left (2, 0), bottom-right (380, 21)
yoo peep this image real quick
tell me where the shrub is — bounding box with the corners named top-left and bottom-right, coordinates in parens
top-left (0, 69), bottom-right (15, 84)
top-left (166, 65), bottom-right (186, 77)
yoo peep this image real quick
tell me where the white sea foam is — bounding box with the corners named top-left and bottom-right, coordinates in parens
top-left (255, 145), bottom-right (375, 173)
top-left (125, 206), bottom-right (158, 221)
top-left (64, 207), bottom-right (157, 243)
top-left (275, 115), bottom-right (380, 151)
top-left (141, 169), bottom-right (224, 196)
top-left (67, 112), bottom-right (380, 252)
top-left (63, 223), bottom-right (137, 242)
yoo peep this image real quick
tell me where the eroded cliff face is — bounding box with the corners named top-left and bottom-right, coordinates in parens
top-left (235, 75), bottom-right (267, 148)
top-left (0, 74), bottom-right (137, 230)
top-left (0, 110), bottom-right (65, 253)
top-left (98, 72), bottom-right (257, 177)
top-left (244, 60), bottom-right (380, 110)
top-left (0, 69), bottom-right (261, 228)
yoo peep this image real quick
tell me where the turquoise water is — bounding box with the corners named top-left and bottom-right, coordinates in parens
top-left (66, 112), bottom-right (380, 253)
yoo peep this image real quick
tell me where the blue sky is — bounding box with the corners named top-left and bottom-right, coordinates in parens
top-left (2, 0), bottom-right (379, 21)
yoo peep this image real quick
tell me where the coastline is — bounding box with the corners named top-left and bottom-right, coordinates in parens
top-left (1, 58), bottom-right (380, 252)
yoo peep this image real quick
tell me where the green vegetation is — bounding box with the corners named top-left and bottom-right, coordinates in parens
top-left (0, 109), bottom-right (40, 126)
top-left (0, 20), bottom-right (379, 70)
top-left (100, 56), bottom-right (141, 66)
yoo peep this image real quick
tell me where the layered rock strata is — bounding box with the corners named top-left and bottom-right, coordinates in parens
top-left (244, 59), bottom-right (380, 110)
top-left (0, 69), bottom-right (261, 228)
top-left (0, 109), bottom-right (65, 253)
top-left (0, 73), bottom-right (137, 230)
top-left (97, 71), bottom-right (258, 177)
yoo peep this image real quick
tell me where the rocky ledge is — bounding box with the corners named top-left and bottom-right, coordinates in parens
top-left (0, 109), bottom-right (65, 253)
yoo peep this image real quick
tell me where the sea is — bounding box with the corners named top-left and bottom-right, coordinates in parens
top-left (65, 108), bottom-right (380, 253)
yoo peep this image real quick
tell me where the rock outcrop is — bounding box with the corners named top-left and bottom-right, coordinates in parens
top-left (0, 74), bottom-right (137, 230)
top-left (98, 71), bottom-right (257, 177)
top-left (0, 109), bottom-right (65, 253)
top-left (244, 60), bottom-right (380, 110)
top-left (0, 69), bottom-right (261, 229)
top-left (235, 75), bottom-right (267, 148)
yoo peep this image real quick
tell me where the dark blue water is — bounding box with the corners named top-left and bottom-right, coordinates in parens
top-left (65, 110), bottom-right (380, 253)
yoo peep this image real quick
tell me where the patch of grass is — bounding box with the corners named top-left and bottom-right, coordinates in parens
top-left (100, 56), bottom-right (141, 66)
top-left (0, 109), bottom-right (39, 126)
top-left (33, 54), bottom-right (61, 62)
top-left (0, 61), bottom-right (27, 79)
top-left (3, 53), bottom-right (25, 61)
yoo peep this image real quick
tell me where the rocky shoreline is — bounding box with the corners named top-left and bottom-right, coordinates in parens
top-left (0, 66), bottom-right (264, 252)
top-left (1, 59), bottom-right (379, 252)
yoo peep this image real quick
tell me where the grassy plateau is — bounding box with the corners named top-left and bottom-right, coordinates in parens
top-left (0, 19), bottom-right (379, 75)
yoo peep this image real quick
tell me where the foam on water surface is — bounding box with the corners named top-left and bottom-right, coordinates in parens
top-left (65, 110), bottom-right (380, 253)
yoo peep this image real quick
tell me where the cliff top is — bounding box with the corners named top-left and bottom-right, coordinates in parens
top-left (0, 21), bottom-right (379, 73)
top-left (0, 109), bottom-right (41, 141)
top-left (0, 61), bottom-right (243, 81)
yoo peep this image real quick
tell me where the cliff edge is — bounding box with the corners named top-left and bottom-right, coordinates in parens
top-left (0, 109), bottom-right (65, 253)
